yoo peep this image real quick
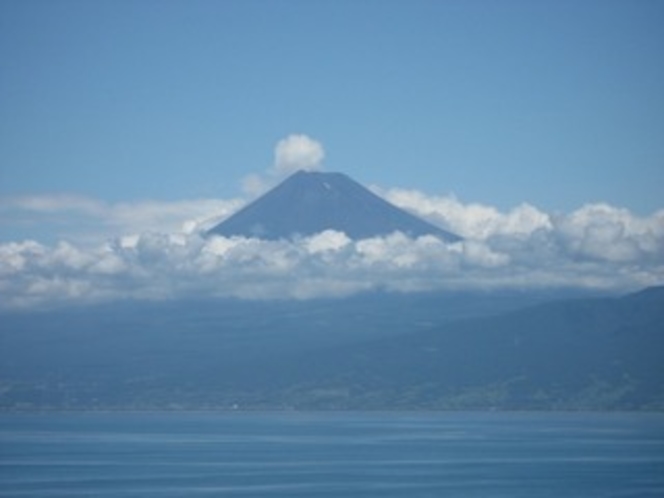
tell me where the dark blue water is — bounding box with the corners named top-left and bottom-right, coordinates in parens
top-left (1, 412), bottom-right (663, 497)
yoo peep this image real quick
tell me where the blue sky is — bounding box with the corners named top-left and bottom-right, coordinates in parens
top-left (1, 0), bottom-right (662, 211)
top-left (1, 0), bottom-right (663, 308)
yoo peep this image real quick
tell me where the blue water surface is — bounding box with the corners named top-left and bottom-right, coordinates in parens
top-left (1, 411), bottom-right (663, 497)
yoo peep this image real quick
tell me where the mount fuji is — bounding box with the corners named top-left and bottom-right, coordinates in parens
top-left (207, 170), bottom-right (460, 241)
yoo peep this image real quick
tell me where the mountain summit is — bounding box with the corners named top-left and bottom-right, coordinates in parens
top-left (207, 170), bottom-right (460, 241)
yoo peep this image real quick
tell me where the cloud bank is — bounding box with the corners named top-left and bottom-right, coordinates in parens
top-left (1, 187), bottom-right (662, 310)
top-left (0, 194), bottom-right (243, 245)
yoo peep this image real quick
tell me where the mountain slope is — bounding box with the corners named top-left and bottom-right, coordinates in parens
top-left (207, 170), bottom-right (460, 241)
top-left (267, 287), bottom-right (664, 410)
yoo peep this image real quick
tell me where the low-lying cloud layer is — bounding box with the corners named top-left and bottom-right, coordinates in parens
top-left (0, 193), bottom-right (242, 245)
top-left (1, 186), bottom-right (662, 310)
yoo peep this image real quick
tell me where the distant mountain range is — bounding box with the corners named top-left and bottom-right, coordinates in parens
top-left (1, 287), bottom-right (662, 411)
top-left (264, 286), bottom-right (664, 410)
top-left (207, 170), bottom-right (460, 241)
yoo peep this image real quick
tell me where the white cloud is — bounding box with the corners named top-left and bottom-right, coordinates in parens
top-left (273, 134), bottom-right (325, 175)
top-left (377, 187), bottom-right (552, 239)
top-left (239, 133), bottom-right (326, 197)
top-left (305, 230), bottom-right (351, 254)
top-left (553, 203), bottom-right (664, 263)
top-left (0, 186), bottom-right (662, 310)
top-left (0, 194), bottom-right (243, 245)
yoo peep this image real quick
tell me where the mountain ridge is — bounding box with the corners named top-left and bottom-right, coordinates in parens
top-left (263, 286), bottom-right (664, 410)
top-left (207, 170), bottom-right (460, 241)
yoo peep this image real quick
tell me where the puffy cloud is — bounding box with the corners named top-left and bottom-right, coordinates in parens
top-left (380, 185), bottom-right (664, 264)
top-left (305, 230), bottom-right (351, 254)
top-left (553, 204), bottom-right (664, 263)
top-left (239, 134), bottom-right (326, 197)
top-left (273, 134), bottom-right (325, 175)
top-left (0, 187), bottom-right (662, 310)
top-left (377, 188), bottom-right (552, 239)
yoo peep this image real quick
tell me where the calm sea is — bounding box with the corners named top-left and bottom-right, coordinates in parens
top-left (1, 411), bottom-right (663, 497)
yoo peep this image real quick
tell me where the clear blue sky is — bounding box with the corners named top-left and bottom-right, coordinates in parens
top-left (1, 0), bottom-right (662, 213)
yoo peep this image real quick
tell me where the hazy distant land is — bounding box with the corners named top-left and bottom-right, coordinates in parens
top-left (1, 287), bottom-right (662, 412)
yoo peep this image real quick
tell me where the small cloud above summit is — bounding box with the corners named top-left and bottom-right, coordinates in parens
top-left (273, 134), bottom-right (325, 175)
top-left (242, 133), bottom-right (325, 196)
